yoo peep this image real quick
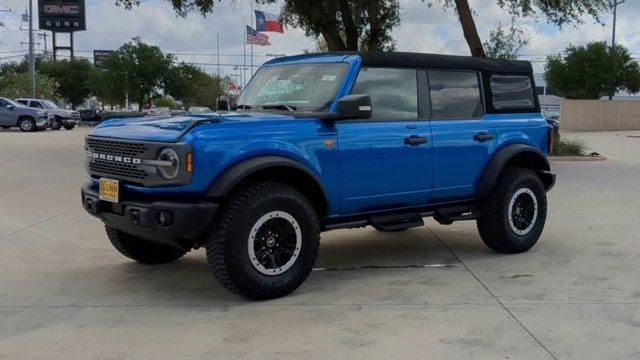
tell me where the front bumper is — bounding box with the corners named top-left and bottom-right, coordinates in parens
top-left (81, 183), bottom-right (218, 249)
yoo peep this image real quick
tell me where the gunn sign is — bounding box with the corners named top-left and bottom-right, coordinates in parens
top-left (38, 0), bottom-right (86, 32)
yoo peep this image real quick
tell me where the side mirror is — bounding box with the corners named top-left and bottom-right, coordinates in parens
top-left (6, 104), bottom-right (14, 111)
top-left (336, 94), bottom-right (372, 120)
top-left (216, 99), bottom-right (229, 111)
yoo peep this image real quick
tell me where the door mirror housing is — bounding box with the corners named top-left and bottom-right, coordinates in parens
top-left (6, 104), bottom-right (14, 111)
top-left (336, 94), bottom-right (372, 120)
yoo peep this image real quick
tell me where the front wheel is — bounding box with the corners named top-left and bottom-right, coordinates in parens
top-left (18, 117), bottom-right (35, 132)
top-left (63, 123), bottom-right (76, 130)
top-left (51, 117), bottom-right (63, 130)
top-left (105, 226), bottom-right (187, 264)
top-left (477, 167), bottom-right (547, 254)
top-left (205, 182), bottom-right (320, 300)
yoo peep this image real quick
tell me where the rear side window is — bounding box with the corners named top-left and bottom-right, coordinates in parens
top-left (490, 75), bottom-right (535, 110)
top-left (428, 70), bottom-right (482, 119)
top-left (352, 67), bottom-right (417, 120)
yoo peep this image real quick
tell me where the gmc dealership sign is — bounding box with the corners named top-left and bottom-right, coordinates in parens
top-left (38, 0), bottom-right (86, 32)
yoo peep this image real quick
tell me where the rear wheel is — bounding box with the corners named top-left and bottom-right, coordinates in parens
top-left (105, 226), bottom-right (187, 264)
top-left (477, 167), bottom-right (547, 254)
top-left (205, 182), bottom-right (320, 300)
top-left (18, 117), bottom-right (35, 132)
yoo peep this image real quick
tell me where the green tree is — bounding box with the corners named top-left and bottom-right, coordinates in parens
top-left (483, 22), bottom-right (528, 60)
top-left (116, 0), bottom-right (399, 51)
top-left (545, 41), bottom-right (640, 99)
top-left (165, 63), bottom-right (225, 108)
top-left (38, 59), bottom-right (94, 109)
top-left (0, 71), bottom-right (59, 99)
top-left (102, 38), bottom-right (174, 110)
top-left (425, 0), bottom-right (613, 58)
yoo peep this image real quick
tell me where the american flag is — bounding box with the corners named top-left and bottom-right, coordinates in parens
top-left (246, 25), bottom-right (270, 46)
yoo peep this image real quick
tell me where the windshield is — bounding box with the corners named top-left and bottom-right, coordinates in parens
top-left (237, 63), bottom-right (348, 111)
top-left (43, 100), bottom-right (59, 109)
top-left (4, 98), bottom-right (25, 107)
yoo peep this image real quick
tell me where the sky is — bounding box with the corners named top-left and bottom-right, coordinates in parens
top-left (2, 0), bottom-right (640, 83)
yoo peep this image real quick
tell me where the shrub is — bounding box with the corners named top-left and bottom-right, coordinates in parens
top-left (552, 136), bottom-right (586, 156)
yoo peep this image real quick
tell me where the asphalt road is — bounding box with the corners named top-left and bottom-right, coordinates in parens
top-left (1, 128), bottom-right (639, 359)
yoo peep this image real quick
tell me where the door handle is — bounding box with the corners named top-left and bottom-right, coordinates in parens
top-left (404, 135), bottom-right (428, 146)
top-left (473, 133), bottom-right (494, 142)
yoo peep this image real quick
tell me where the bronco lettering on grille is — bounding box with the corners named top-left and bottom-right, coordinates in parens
top-left (88, 152), bottom-right (142, 164)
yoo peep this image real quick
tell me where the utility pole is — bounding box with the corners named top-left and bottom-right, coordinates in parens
top-left (28, 0), bottom-right (35, 98)
top-left (610, 0), bottom-right (625, 100)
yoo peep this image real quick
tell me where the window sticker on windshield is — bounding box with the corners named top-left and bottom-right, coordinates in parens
top-left (322, 75), bottom-right (337, 82)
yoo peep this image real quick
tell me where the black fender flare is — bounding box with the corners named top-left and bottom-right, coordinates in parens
top-left (477, 144), bottom-right (554, 198)
top-left (206, 155), bottom-right (329, 205)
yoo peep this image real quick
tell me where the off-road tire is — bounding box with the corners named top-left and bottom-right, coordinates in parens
top-left (105, 226), bottom-right (187, 264)
top-left (63, 123), bottom-right (76, 130)
top-left (205, 182), bottom-right (320, 300)
top-left (18, 117), bottom-right (35, 132)
top-left (51, 117), bottom-right (63, 130)
top-left (477, 167), bottom-right (547, 254)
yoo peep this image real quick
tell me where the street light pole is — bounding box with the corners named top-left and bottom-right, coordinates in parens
top-left (28, 0), bottom-right (35, 98)
top-left (610, 0), bottom-right (625, 100)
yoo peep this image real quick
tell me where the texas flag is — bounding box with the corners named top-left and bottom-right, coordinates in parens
top-left (255, 10), bottom-right (284, 33)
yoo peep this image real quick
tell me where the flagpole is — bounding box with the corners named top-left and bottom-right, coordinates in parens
top-left (250, 2), bottom-right (254, 77)
top-left (243, 20), bottom-right (246, 88)
top-left (217, 33), bottom-right (221, 103)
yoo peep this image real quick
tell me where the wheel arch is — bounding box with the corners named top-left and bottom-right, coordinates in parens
top-left (206, 155), bottom-right (329, 217)
top-left (477, 144), bottom-right (554, 198)
top-left (16, 115), bottom-right (35, 125)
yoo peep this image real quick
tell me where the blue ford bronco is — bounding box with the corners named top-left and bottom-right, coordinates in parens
top-left (81, 52), bottom-right (555, 299)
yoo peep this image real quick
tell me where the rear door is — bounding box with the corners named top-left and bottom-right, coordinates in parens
top-left (336, 67), bottom-right (433, 215)
top-left (427, 70), bottom-right (497, 201)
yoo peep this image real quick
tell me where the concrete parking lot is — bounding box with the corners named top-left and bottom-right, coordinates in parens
top-left (1, 128), bottom-right (639, 359)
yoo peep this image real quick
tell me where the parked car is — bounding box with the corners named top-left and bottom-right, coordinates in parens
top-left (0, 97), bottom-right (50, 132)
top-left (81, 52), bottom-right (555, 300)
top-left (188, 106), bottom-right (213, 114)
top-left (171, 109), bottom-right (188, 116)
top-left (146, 107), bottom-right (172, 116)
top-left (80, 108), bottom-right (102, 122)
top-left (15, 98), bottom-right (80, 130)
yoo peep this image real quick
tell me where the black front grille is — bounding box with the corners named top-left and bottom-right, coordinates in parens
top-left (88, 160), bottom-right (148, 180)
top-left (86, 138), bottom-right (148, 158)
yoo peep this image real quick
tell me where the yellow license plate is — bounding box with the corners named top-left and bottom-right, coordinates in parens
top-left (99, 178), bottom-right (120, 203)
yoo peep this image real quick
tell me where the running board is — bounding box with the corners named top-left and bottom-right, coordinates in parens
top-left (369, 213), bottom-right (424, 231)
top-left (433, 205), bottom-right (480, 225)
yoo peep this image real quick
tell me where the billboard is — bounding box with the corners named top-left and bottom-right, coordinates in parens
top-left (93, 50), bottom-right (114, 67)
top-left (38, 0), bottom-right (86, 32)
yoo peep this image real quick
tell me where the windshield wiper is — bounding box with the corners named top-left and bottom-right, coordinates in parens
top-left (260, 104), bottom-right (298, 112)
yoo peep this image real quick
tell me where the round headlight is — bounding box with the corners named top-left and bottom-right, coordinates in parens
top-left (157, 148), bottom-right (180, 179)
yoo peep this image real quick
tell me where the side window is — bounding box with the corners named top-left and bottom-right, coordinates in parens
top-left (351, 67), bottom-right (417, 120)
top-left (428, 70), bottom-right (482, 119)
top-left (16, 100), bottom-right (28, 106)
top-left (490, 75), bottom-right (535, 110)
top-left (30, 101), bottom-right (43, 108)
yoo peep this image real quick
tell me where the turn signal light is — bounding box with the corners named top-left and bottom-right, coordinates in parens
top-left (186, 152), bottom-right (193, 173)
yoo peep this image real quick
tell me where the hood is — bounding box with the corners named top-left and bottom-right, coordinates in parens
top-left (89, 112), bottom-right (295, 142)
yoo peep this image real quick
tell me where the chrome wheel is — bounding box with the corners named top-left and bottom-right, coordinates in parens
top-left (508, 188), bottom-right (538, 236)
top-left (247, 211), bottom-right (302, 276)
top-left (19, 119), bottom-right (33, 131)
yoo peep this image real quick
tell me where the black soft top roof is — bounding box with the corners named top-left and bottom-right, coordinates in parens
top-left (328, 52), bottom-right (532, 74)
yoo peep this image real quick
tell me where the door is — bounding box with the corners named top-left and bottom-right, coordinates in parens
top-left (427, 70), bottom-right (497, 201)
top-left (336, 67), bottom-right (432, 215)
top-left (0, 99), bottom-right (14, 126)
top-left (29, 101), bottom-right (44, 109)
